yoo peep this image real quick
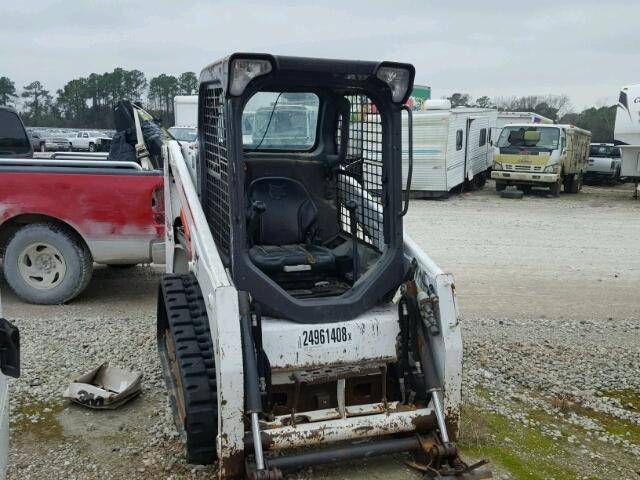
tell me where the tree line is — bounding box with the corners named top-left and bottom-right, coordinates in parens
top-left (0, 69), bottom-right (198, 129)
top-left (446, 92), bottom-right (616, 143)
top-left (0, 73), bottom-right (618, 141)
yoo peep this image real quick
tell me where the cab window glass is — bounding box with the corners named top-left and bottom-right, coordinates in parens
top-left (0, 110), bottom-right (31, 155)
top-left (243, 92), bottom-right (319, 151)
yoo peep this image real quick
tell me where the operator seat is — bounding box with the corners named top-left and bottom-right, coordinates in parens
top-left (248, 177), bottom-right (335, 276)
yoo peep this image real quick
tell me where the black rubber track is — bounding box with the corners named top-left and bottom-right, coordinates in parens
top-left (157, 274), bottom-right (218, 465)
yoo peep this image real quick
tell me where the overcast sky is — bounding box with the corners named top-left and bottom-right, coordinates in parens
top-left (2, 0), bottom-right (638, 111)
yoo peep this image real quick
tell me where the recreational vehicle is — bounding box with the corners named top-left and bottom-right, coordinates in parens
top-left (614, 83), bottom-right (640, 196)
top-left (492, 124), bottom-right (591, 196)
top-left (401, 100), bottom-right (497, 197)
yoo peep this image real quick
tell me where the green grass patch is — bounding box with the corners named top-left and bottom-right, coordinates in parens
top-left (11, 400), bottom-right (66, 441)
top-left (601, 389), bottom-right (640, 412)
top-left (561, 401), bottom-right (640, 445)
top-left (460, 403), bottom-right (579, 480)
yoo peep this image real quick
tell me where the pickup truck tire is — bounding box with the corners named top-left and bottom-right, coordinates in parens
top-left (157, 274), bottom-right (218, 465)
top-left (89, 143), bottom-right (96, 152)
top-left (3, 223), bottom-right (93, 304)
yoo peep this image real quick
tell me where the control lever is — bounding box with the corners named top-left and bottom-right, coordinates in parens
top-left (345, 200), bottom-right (359, 283)
top-left (249, 200), bottom-right (266, 244)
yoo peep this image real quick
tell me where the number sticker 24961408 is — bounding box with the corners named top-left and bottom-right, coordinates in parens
top-left (300, 327), bottom-right (352, 348)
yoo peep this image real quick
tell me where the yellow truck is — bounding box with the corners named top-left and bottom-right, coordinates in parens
top-left (491, 124), bottom-right (591, 196)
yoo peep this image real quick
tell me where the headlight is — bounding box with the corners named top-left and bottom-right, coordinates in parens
top-left (229, 59), bottom-right (272, 96)
top-left (544, 164), bottom-right (558, 173)
top-left (492, 162), bottom-right (503, 170)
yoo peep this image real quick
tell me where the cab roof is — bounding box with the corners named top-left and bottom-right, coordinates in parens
top-left (199, 52), bottom-right (416, 104)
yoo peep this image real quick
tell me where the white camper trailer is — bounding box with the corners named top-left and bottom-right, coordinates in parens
top-left (173, 95), bottom-right (198, 127)
top-left (402, 100), bottom-right (497, 197)
top-left (170, 95), bottom-right (198, 144)
top-left (490, 111), bottom-right (553, 144)
top-left (614, 84), bottom-right (640, 197)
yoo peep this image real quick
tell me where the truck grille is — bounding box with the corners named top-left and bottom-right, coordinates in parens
top-left (336, 95), bottom-right (384, 252)
top-left (504, 164), bottom-right (543, 172)
top-left (201, 85), bottom-right (231, 256)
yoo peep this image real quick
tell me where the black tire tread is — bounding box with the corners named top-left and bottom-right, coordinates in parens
top-left (158, 274), bottom-right (217, 465)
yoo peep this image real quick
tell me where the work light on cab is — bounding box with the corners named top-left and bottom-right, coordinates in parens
top-left (375, 65), bottom-right (412, 103)
top-left (229, 59), bottom-right (272, 96)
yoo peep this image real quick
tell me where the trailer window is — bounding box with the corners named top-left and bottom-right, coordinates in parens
top-left (456, 130), bottom-right (463, 150)
top-left (243, 92), bottom-right (319, 151)
top-left (0, 110), bottom-right (31, 155)
top-left (479, 128), bottom-right (487, 147)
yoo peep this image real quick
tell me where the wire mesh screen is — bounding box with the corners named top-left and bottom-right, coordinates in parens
top-left (202, 85), bottom-right (231, 255)
top-left (336, 95), bottom-right (384, 252)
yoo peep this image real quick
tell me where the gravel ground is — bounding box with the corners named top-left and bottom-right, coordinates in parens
top-left (1, 180), bottom-right (638, 479)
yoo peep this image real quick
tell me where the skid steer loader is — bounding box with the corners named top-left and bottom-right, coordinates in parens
top-left (157, 53), bottom-right (489, 479)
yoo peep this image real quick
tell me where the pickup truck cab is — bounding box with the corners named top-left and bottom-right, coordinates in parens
top-left (0, 110), bottom-right (165, 304)
top-left (0, 107), bottom-right (32, 159)
top-left (586, 143), bottom-right (621, 181)
top-left (70, 130), bottom-right (112, 152)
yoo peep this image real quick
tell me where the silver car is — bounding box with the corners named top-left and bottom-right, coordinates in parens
top-left (36, 132), bottom-right (71, 152)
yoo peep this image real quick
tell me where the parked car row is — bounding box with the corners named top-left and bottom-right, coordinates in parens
top-left (26, 127), bottom-right (115, 152)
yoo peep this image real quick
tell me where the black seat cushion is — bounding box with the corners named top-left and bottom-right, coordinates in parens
top-left (249, 244), bottom-right (335, 274)
top-left (248, 177), bottom-right (318, 245)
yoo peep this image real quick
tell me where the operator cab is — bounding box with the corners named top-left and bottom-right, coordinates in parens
top-left (198, 54), bottom-right (414, 322)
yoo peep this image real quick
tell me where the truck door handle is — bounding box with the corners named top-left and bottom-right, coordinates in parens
top-left (0, 318), bottom-right (20, 378)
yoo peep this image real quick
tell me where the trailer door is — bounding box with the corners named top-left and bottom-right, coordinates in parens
top-left (464, 116), bottom-right (490, 182)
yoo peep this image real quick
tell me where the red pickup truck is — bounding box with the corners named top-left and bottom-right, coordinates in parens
top-left (0, 106), bottom-right (164, 304)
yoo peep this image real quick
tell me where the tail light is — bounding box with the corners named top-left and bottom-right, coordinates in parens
top-left (151, 185), bottom-right (165, 225)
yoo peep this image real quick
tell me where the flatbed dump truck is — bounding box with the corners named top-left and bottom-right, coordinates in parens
top-left (157, 53), bottom-right (489, 479)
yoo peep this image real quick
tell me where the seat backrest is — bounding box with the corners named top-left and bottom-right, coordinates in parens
top-left (248, 177), bottom-right (318, 245)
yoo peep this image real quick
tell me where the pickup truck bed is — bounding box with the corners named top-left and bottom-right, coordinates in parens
top-left (0, 156), bottom-right (164, 304)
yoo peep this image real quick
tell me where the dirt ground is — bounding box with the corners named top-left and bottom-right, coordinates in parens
top-left (2, 180), bottom-right (638, 479)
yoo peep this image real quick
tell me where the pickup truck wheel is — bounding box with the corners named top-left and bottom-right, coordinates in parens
top-left (3, 223), bottom-right (93, 304)
top-left (89, 143), bottom-right (96, 152)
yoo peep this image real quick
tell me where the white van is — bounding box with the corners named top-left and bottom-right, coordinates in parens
top-left (401, 100), bottom-right (497, 197)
